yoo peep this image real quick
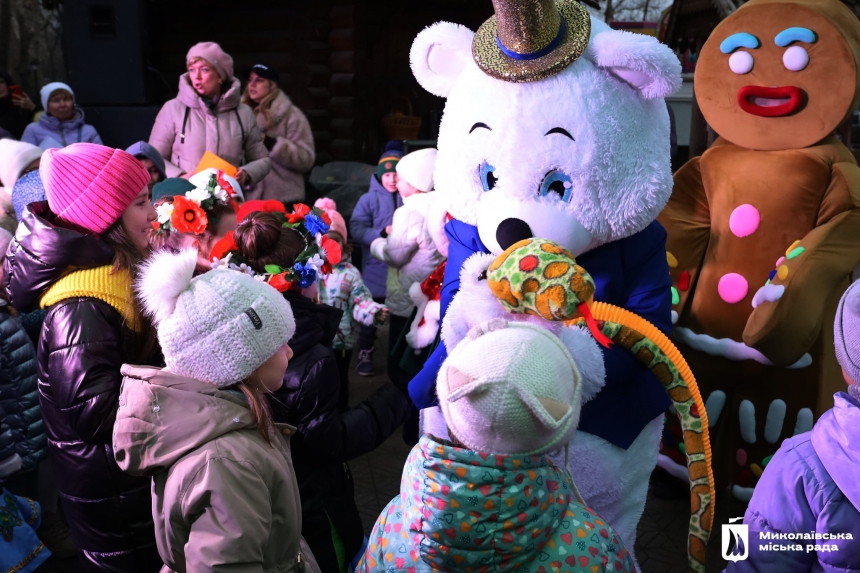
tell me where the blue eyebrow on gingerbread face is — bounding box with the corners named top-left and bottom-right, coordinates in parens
top-left (720, 32), bottom-right (761, 54)
top-left (775, 27), bottom-right (817, 46)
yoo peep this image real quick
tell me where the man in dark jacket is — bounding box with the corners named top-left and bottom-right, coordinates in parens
top-left (267, 290), bottom-right (409, 573)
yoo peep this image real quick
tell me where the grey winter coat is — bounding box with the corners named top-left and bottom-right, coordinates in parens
top-left (247, 90), bottom-right (315, 204)
top-left (349, 176), bottom-right (402, 298)
top-left (149, 75), bottom-right (271, 184)
top-left (0, 310), bottom-right (45, 470)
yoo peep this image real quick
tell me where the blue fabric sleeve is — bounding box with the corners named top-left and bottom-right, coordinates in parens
top-left (577, 221), bottom-right (673, 449)
top-left (409, 220), bottom-right (487, 409)
top-left (440, 220), bottom-right (488, 316)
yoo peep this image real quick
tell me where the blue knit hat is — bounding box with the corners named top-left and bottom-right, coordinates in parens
top-left (11, 170), bottom-right (46, 221)
top-left (835, 280), bottom-right (860, 384)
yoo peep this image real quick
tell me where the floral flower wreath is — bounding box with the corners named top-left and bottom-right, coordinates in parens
top-left (153, 171), bottom-right (239, 235)
top-left (209, 201), bottom-right (343, 292)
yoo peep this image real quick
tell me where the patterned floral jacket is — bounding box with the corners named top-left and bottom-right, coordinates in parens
top-left (357, 435), bottom-right (634, 572)
top-left (318, 260), bottom-right (386, 351)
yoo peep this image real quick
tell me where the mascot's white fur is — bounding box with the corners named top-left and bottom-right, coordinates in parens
top-left (411, 12), bottom-right (681, 564)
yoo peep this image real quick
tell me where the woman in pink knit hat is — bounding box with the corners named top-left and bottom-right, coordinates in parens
top-left (149, 42), bottom-right (271, 190)
top-left (3, 142), bottom-right (162, 572)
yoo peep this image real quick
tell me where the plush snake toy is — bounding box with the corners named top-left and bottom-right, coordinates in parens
top-left (487, 238), bottom-right (714, 573)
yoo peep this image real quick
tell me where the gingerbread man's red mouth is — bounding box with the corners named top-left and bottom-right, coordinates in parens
top-left (737, 85), bottom-right (805, 117)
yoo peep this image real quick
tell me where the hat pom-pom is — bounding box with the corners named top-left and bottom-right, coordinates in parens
top-left (384, 140), bottom-right (404, 153)
top-left (314, 197), bottom-right (337, 212)
top-left (136, 248), bottom-right (197, 325)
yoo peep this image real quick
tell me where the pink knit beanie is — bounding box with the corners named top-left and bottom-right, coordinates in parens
top-left (41, 143), bottom-right (150, 235)
top-left (186, 42), bottom-right (234, 81)
top-left (314, 197), bottom-right (347, 240)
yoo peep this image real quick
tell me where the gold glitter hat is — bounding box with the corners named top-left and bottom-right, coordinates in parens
top-left (473, 0), bottom-right (591, 83)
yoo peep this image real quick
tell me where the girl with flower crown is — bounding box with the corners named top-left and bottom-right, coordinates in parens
top-left (150, 169), bottom-right (241, 274)
top-left (209, 203), bottom-right (411, 573)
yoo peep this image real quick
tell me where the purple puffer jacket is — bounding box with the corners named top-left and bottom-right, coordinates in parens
top-left (726, 392), bottom-right (860, 573)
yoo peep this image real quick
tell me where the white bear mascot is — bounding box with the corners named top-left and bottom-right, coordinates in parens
top-left (406, 0), bottom-right (685, 566)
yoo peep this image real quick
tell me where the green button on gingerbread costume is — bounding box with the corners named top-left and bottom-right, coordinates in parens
top-left (658, 0), bottom-right (860, 503)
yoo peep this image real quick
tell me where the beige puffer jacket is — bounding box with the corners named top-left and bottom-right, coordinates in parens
top-left (247, 90), bottom-right (315, 204)
top-left (149, 74), bottom-right (271, 184)
top-left (113, 365), bottom-right (320, 573)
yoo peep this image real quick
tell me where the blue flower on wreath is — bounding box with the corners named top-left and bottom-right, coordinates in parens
top-left (293, 262), bottom-right (317, 288)
top-left (303, 213), bottom-right (329, 236)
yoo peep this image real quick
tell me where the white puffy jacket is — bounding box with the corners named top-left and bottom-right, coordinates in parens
top-left (370, 192), bottom-right (445, 317)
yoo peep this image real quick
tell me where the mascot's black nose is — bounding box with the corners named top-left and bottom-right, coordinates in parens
top-left (496, 218), bottom-right (533, 251)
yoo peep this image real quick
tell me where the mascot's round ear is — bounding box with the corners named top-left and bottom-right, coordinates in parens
top-left (587, 27), bottom-right (682, 100)
top-left (411, 22), bottom-right (475, 98)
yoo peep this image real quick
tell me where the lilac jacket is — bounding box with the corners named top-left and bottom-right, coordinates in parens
top-left (348, 175), bottom-right (402, 298)
top-left (727, 392), bottom-right (860, 573)
top-left (21, 108), bottom-right (102, 148)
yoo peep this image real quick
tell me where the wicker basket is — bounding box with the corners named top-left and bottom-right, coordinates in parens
top-left (381, 97), bottom-right (422, 140)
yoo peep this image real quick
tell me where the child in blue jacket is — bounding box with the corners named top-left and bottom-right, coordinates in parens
top-left (348, 141), bottom-right (403, 375)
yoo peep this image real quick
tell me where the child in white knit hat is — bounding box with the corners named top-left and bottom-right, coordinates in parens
top-left (370, 148), bottom-right (445, 385)
top-left (358, 319), bottom-right (634, 572)
top-left (112, 248), bottom-right (320, 572)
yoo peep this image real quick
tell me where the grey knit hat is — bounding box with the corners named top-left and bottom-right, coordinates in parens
top-left (835, 280), bottom-right (860, 385)
top-left (137, 248), bottom-right (295, 387)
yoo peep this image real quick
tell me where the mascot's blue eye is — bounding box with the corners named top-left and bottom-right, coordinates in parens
top-left (539, 171), bottom-right (573, 202)
top-left (480, 162), bottom-right (498, 191)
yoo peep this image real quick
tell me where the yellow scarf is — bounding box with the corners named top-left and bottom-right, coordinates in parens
top-left (39, 265), bottom-right (141, 331)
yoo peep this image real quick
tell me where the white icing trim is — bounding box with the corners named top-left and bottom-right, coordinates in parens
top-left (764, 399), bottom-right (786, 444)
top-left (739, 400), bottom-right (756, 444)
top-left (656, 453), bottom-right (689, 481)
top-left (793, 408), bottom-right (814, 436)
top-left (732, 484), bottom-right (755, 502)
top-left (705, 390), bottom-right (726, 428)
top-left (674, 327), bottom-right (812, 369)
top-left (752, 284), bottom-right (785, 309)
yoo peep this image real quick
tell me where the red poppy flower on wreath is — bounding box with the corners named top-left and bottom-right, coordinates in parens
top-left (318, 234), bottom-right (342, 265)
top-left (268, 273), bottom-right (295, 293)
top-left (171, 196), bottom-right (208, 235)
top-left (209, 232), bottom-right (237, 262)
top-left (237, 199), bottom-right (287, 222)
top-left (286, 203), bottom-right (311, 223)
top-left (321, 211), bottom-right (332, 226)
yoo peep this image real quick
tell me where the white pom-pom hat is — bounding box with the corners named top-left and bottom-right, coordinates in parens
top-left (437, 319), bottom-right (583, 455)
top-left (137, 249), bottom-right (296, 387)
top-left (396, 148), bottom-right (437, 193)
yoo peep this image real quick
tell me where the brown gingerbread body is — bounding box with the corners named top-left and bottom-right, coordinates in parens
top-left (660, 136), bottom-right (860, 496)
top-left (658, 0), bottom-right (860, 501)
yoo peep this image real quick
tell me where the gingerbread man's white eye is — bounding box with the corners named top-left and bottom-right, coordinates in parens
top-left (729, 51), bottom-right (754, 74)
top-left (783, 45), bottom-right (809, 71)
